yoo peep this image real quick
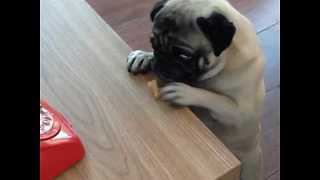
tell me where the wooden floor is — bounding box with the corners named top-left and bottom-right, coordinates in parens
top-left (85, 0), bottom-right (280, 180)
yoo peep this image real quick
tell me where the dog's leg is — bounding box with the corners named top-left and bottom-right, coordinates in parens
top-left (127, 50), bottom-right (153, 74)
top-left (198, 92), bottom-right (255, 127)
top-left (239, 146), bottom-right (263, 180)
top-left (160, 82), bottom-right (254, 126)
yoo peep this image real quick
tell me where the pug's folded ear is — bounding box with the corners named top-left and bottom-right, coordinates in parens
top-left (150, 0), bottom-right (168, 22)
top-left (197, 12), bottom-right (236, 57)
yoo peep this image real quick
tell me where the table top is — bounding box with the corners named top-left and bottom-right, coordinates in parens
top-left (40, 0), bottom-right (240, 179)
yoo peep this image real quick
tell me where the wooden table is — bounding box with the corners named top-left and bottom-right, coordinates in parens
top-left (40, 0), bottom-right (241, 179)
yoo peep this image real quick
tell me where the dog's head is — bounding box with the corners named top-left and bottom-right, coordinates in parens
top-left (149, 0), bottom-right (236, 83)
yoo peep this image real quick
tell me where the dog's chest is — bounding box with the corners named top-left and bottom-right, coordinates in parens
top-left (190, 107), bottom-right (260, 154)
top-left (190, 107), bottom-right (234, 136)
top-left (190, 107), bottom-right (240, 150)
top-left (196, 75), bottom-right (241, 98)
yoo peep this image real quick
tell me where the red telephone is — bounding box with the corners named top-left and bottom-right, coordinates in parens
top-left (40, 100), bottom-right (85, 180)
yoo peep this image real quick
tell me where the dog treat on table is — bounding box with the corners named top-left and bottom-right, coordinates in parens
top-left (147, 79), bottom-right (160, 99)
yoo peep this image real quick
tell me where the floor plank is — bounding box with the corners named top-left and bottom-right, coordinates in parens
top-left (85, 0), bottom-right (154, 27)
top-left (262, 125), bottom-right (280, 178)
top-left (114, 16), bottom-right (153, 51)
top-left (258, 23), bottom-right (280, 91)
top-left (262, 87), bottom-right (280, 131)
top-left (228, 0), bottom-right (257, 13)
top-left (261, 87), bottom-right (280, 178)
top-left (266, 171), bottom-right (280, 180)
top-left (258, 23), bottom-right (280, 179)
top-left (248, 0), bottom-right (279, 33)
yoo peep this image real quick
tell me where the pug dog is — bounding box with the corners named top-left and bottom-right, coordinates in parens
top-left (127, 0), bottom-right (266, 180)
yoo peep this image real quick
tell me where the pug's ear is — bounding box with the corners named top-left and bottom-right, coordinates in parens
top-left (196, 12), bottom-right (236, 56)
top-left (150, 0), bottom-right (167, 22)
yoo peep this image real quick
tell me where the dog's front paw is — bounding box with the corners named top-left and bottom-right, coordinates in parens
top-left (127, 50), bottom-right (153, 75)
top-left (160, 82), bottom-right (206, 106)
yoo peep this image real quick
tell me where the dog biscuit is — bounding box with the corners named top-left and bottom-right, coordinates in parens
top-left (147, 80), bottom-right (160, 99)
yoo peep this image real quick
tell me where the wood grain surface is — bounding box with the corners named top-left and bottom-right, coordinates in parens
top-left (40, 0), bottom-right (241, 179)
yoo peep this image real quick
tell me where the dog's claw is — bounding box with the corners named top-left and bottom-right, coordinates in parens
top-left (126, 50), bottom-right (153, 75)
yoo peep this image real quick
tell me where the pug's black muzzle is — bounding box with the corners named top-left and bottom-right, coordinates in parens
top-left (151, 52), bottom-right (200, 83)
top-left (150, 35), bottom-right (203, 83)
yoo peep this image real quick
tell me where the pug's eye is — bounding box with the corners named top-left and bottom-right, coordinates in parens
top-left (179, 54), bottom-right (192, 60)
top-left (172, 46), bottom-right (193, 61)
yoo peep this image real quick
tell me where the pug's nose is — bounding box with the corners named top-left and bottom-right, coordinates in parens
top-left (150, 37), bottom-right (158, 49)
top-left (152, 28), bottom-right (161, 35)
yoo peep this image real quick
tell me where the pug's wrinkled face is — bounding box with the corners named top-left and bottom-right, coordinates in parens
top-left (150, 14), bottom-right (210, 83)
top-left (149, 0), bottom-right (236, 84)
top-left (150, 23), bottom-right (207, 83)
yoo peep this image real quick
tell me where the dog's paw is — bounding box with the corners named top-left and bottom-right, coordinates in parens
top-left (127, 50), bottom-right (153, 75)
top-left (160, 82), bottom-right (206, 106)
